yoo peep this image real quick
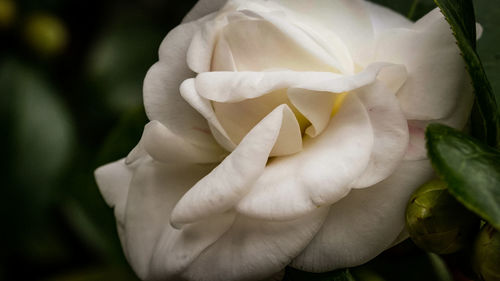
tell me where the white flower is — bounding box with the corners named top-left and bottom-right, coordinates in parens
top-left (95, 0), bottom-right (477, 280)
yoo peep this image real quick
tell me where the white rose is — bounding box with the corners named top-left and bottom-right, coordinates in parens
top-left (95, 0), bottom-right (477, 280)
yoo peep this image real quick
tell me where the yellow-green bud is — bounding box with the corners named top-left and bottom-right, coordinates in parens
top-left (473, 225), bottom-right (500, 281)
top-left (24, 13), bottom-right (68, 57)
top-left (0, 0), bottom-right (15, 28)
top-left (406, 179), bottom-right (479, 254)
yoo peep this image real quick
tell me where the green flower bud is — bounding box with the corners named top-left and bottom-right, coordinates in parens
top-left (24, 13), bottom-right (68, 57)
top-left (473, 225), bottom-right (500, 281)
top-left (406, 179), bottom-right (479, 254)
top-left (0, 0), bottom-right (15, 28)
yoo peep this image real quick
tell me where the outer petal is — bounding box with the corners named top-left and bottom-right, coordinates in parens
top-left (143, 20), bottom-right (219, 149)
top-left (351, 81), bottom-right (409, 188)
top-left (291, 160), bottom-right (434, 272)
top-left (404, 78), bottom-right (474, 160)
top-left (122, 158), bottom-right (235, 280)
top-left (182, 208), bottom-right (330, 281)
top-left (236, 95), bottom-right (373, 220)
top-left (170, 105), bottom-right (300, 226)
top-left (99, 157), bottom-right (329, 281)
top-left (127, 120), bottom-right (227, 164)
top-left (95, 159), bottom-right (133, 232)
top-left (374, 8), bottom-right (468, 120)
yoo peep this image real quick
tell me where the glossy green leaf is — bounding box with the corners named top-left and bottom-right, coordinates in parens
top-left (426, 124), bottom-right (500, 230)
top-left (283, 268), bottom-right (356, 281)
top-left (433, 0), bottom-right (500, 147)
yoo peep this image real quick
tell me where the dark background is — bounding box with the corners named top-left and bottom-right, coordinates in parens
top-left (0, 0), bottom-right (498, 280)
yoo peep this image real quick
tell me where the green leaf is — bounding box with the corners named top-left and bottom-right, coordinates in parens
top-left (426, 123), bottom-right (500, 231)
top-left (433, 0), bottom-right (500, 147)
top-left (283, 267), bottom-right (356, 281)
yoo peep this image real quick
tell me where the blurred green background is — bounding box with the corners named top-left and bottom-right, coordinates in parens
top-left (0, 0), bottom-right (196, 280)
top-left (0, 0), bottom-right (498, 281)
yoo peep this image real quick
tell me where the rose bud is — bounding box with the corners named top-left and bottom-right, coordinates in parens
top-left (406, 179), bottom-right (479, 254)
top-left (473, 224), bottom-right (500, 281)
top-left (95, 0), bottom-right (480, 280)
top-left (24, 13), bottom-right (68, 57)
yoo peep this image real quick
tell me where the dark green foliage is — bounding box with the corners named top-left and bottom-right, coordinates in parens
top-left (406, 179), bottom-right (479, 254)
top-left (426, 124), bottom-right (500, 230)
top-left (433, 0), bottom-right (500, 147)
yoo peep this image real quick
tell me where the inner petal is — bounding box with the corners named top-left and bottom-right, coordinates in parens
top-left (288, 89), bottom-right (348, 138)
top-left (213, 89), bottom-right (308, 156)
top-left (218, 18), bottom-right (338, 72)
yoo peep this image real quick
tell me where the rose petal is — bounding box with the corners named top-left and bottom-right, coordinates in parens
top-left (405, 120), bottom-right (429, 161)
top-left (214, 11), bottom-right (340, 72)
top-left (270, 0), bottom-right (374, 64)
top-left (236, 95), bottom-right (373, 220)
top-left (287, 89), bottom-right (338, 137)
top-left (211, 30), bottom-right (238, 71)
top-left (291, 160), bottom-right (434, 272)
top-left (374, 8), bottom-right (468, 120)
top-left (288, 63), bottom-right (405, 93)
top-left (170, 105), bottom-right (300, 226)
top-left (182, 207), bottom-right (330, 281)
top-left (180, 78), bottom-right (236, 151)
top-left (128, 120), bottom-right (226, 164)
top-left (351, 81), bottom-right (409, 188)
top-left (287, 63), bottom-right (406, 137)
top-left (195, 71), bottom-right (340, 103)
top-left (121, 158), bottom-right (234, 280)
top-left (363, 1), bottom-right (412, 36)
top-left (210, 89), bottom-right (305, 152)
top-left (194, 63), bottom-right (404, 139)
top-left (94, 159), bottom-right (132, 228)
top-left (404, 80), bottom-right (474, 160)
top-left (186, 13), bottom-right (226, 73)
top-left (143, 20), bottom-right (219, 150)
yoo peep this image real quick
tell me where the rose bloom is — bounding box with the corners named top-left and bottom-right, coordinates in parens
top-left (95, 0), bottom-right (478, 280)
